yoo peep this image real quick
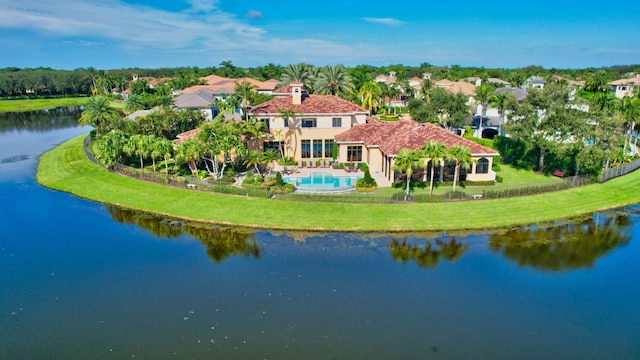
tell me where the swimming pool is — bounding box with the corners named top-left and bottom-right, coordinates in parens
top-left (283, 171), bottom-right (361, 192)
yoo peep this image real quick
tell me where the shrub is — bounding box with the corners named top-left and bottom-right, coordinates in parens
top-left (415, 194), bottom-right (443, 203)
top-left (441, 191), bottom-right (467, 200)
top-left (495, 174), bottom-right (504, 183)
top-left (243, 172), bottom-right (255, 185)
top-left (275, 171), bottom-right (284, 187)
top-left (492, 163), bottom-right (501, 171)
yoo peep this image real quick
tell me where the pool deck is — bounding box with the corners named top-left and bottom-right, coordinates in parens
top-left (272, 164), bottom-right (391, 187)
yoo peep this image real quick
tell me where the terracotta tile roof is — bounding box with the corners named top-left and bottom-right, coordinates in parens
top-left (250, 94), bottom-right (367, 115)
top-left (335, 119), bottom-right (498, 157)
top-left (174, 128), bottom-right (201, 144)
top-left (181, 85), bottom-right (234, 94)
top-left (200, 74), bottom-right (227, 85)
top-left (435, 79), bottom-right (454, 87)
top-left (449, 81), bottom-right (477, 96)
top-left (610, 78), bottom-right (640, 86)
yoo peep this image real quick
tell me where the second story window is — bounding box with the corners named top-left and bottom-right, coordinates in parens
top-left (332, 118), bottom-right (342, 127)
top-left (302, 118), bottom-right (317, 128)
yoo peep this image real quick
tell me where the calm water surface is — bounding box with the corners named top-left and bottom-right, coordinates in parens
top-left (1, 109), bottom-right (639, 359)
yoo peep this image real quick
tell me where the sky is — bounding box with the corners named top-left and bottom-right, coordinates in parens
top-left (1, 0), bottom-right (639, 70)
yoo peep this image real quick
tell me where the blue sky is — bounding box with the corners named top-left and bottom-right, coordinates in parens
top-left (1, 0), bottom-right (638, 70)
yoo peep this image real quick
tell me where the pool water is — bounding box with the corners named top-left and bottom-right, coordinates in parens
top-left (283, 171), bottom-right (361, 190)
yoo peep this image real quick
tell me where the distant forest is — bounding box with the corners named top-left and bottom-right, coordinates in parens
top-left (1, 62), bottom-right (639, 98)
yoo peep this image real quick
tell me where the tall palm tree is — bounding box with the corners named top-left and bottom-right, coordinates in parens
top-left (420, 78), bottom-right (433, 100)
top-left (234, 80), bottom-right (258, 120)
top-left (219, 60), bottom-right (236, 77)
top-left (358, 81), bottom-right (382, 113)
top-left (79, 96), bottom-right (120, 135)
top-left (447, 145), bottom-right (473, 192)
top-left (124, 134), bottom-right (154, 169)
top-left (489, 92), bottom-right (516, 134)
top-left (153, 138), bottom-right (175, 174)
top-left (86, 67), bottom-right (99, 95)
top-left (475, 84), bottom-right (494, 137)
top-left (421, 141), bottom-right (447, 196)
top-left (315, 65), bottom-right (355, 97)
top-left (175, 138), bottom-right (202, 177)
top-left (393, 148), bottom-right (423, 200)
top-left (276, 106), bottom-right (299, 159)
top-left (280, 63), bottom-right (314, 88)
top-left (617, 96), bottom-right (640, 153)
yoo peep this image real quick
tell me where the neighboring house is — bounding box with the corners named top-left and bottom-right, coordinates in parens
top-left (249, 82), bottom-right (369, 161)
top-left (125, 109), bottom-right (154, 121)
top-left (487, 78), bottom-right (511, 87)
top-left (495, 87), bottom-right (527, 102)
top-left (173, 88), bottom-right (219, 120)
top-left (375, 71), bottom-right (397, 85)
top-left (435, 79), bottom-right (477, 105)
top-left (524, 76), bottom-right (546, 90)
top-left (198, 75), bottom-right (278, 95)
top-left (335, 118), bottom-right (498, 183)
top-left (609, 77), bottom-right (640, 98)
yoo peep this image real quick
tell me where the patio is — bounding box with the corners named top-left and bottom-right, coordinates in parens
top-left (271, 163), bottom-right (391, 188)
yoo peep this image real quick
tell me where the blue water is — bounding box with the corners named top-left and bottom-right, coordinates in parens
top-left (1, 110), bottom-right (639, 359)
top-left (283, 171), bottom-right (361, 189)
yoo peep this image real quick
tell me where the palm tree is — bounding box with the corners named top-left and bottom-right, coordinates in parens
top-left (489, 92), bottom-right (514, 127)
top-left (175, 138), bottom-right (202, 177)
top-left (244, 150), bottom-right (263, 176)
top-left (125, 94), bottom-right (145, 113)
top-left (234, 80), bottom-right (258, 120)
top-left (447, 145), bottom-right (473, 192)
top-left (358, 81), bottom-right (382, 113)
top-left (421, 141), bottom-right (447, 196)
top-left (86, 67), bottom-right (99, 95)
top-left (475, 84), bottom-right (494, 137)
top-left (617, 96), bottom-right (640, 153)
top-left (420, 78), bottom-right (433, 100)
top-left (153, 138), bottom-right (175, 174)
top-left (219, 60), bottom-right (236, 77)
top-left (393, 148), bottom-right (423, 201)
top-left (276, 106), bottom-right (299, 159)
top-left (242, 118), bottom-right (267, 151)
top-left (262, 149), bottom-right (280, 175)
top-left (315, 65), bottom-right (355, 97)
top-left (280, 63), bottom-right (314, 88)
top-left (124, 134), bottom-right (153, 169)
top-left (79, 96), bottom-right (120, 135)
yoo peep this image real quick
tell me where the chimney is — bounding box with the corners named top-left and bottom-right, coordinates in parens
top-left (291, 82), bottom-right (303, 105)
top-left (132, 74), bottom-right (139, 81)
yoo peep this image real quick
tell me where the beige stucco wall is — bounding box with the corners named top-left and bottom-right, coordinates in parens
top-left (260, 113), bottom-right (366, 160)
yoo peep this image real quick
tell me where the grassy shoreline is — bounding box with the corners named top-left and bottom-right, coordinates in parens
top-left (0, 97), bottom-right (125, 112)
top-left (37, 134), bottom-right (640, 232)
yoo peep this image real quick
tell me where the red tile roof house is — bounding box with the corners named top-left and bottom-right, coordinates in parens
top-left (335, 118), bottom-right (499, 184)
top-left (248, 82), bottom-right (370, 161)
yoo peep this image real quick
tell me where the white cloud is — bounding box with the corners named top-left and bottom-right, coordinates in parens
top-left (362, 17), bottom-right (405, 26)
top-left (247, 9), bottom-right (263, 19)
top-left (0, 0), bottom-right (378, 65)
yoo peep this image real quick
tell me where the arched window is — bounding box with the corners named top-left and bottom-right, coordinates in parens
top-left (476, 158), bottom-right (489, 174)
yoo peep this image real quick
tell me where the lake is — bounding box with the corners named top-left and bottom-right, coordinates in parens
top-left (1, 109), bottom-right (639, 359)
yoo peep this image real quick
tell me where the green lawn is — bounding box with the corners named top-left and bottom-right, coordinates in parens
top-left (0, 97), bottom-right (124, 112)
top-left (37, 134), bottom-right (640, 232)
